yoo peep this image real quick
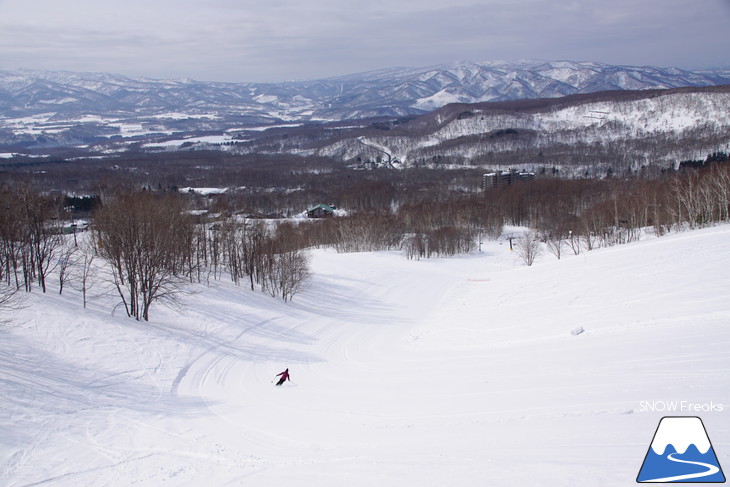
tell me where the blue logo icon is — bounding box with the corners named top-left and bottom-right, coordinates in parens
top-left (637, 416), bottom-right (725, 483)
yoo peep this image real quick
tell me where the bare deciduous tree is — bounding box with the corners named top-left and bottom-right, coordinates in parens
top-left (71, 232), bottom-right (97, 308)
top-left (57, 243), bottom-right (78, 295)
top-left (514, 231), bottom-right (543, 266)
top-left (0, 283), bottom-right (21, 324)
top-left (95, 192), bottom-right (194, 321)
top-left (545, 234), bottom-right (564, 260)
top-left (566, 231), bottom-right (581, 255)
top-left (262, 247), bottom-right (310, 302)
top-left (18, 186), bottom-right (63, 292)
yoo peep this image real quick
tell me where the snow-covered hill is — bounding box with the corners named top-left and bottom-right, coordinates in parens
top-left (2, 224), bottom-right (729, 485)
top-left (317, 85), bottom-right (730, 172)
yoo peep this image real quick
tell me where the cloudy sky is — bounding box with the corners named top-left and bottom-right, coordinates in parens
top-left (1, 0), bottom-right (729, 82)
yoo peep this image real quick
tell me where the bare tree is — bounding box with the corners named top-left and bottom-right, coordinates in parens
top-left (15, 186), bottom-right (63, 292)
top-left (0, 283), bottom-right (21, 324)
top-left (545, 234), bottom-right (564, 260)
top-left (56, 242), bottom-right (78, 294)
top-left (95, 192), bottom-right (194, 321)
top-left (514, 231), bottom-right (543, 266)
top-left (567, 230), bottom-right (581, 255)
top-left (262, 247), bottom-right (310, 302)
top-left (72, 232), bottom-right (97, 308)
top-left (710, 163), bottom-right (730, 222)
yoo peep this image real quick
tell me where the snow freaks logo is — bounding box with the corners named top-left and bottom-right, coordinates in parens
top-left (640, 401), bottom-right (725, 413)
top-left (637, 416), bottom-right (726, 483)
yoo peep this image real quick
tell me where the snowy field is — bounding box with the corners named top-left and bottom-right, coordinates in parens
top-left (1, 225), bottom-right (729, 486)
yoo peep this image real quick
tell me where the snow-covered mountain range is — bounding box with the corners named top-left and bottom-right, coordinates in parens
top-left (2, 60), bottom-right (729, 157)
top-left (2, 60), bottom-right (729, 122)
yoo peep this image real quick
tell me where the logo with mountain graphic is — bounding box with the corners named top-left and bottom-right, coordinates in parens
top-left (637, 416), bottom-right (725, 483)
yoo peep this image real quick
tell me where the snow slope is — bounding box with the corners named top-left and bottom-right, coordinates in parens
top-left (1, 225), bottom-right (729, 486)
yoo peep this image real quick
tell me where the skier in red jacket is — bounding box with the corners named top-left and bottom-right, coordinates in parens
top-left (274, 368), bottom-right (290, 386)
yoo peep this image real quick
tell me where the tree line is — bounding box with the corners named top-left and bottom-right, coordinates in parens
top-left (486, 156), bottom-right (730, 261)
top-left (2, 154), bottom-right (729, 320)
top-left (264, 156), bottom-right (730, 263)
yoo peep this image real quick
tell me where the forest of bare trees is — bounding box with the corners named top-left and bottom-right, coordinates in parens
top-left (0, 187), bottom-right (313, 321)
top-left (0, 184), bottom-right (64, 294)
top-left (273, 154), bottom-right (730, 262)
top-left (1, 151), bottom-right (729, 321)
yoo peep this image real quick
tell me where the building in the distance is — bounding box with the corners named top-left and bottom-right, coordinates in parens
top-left (306, 203), bottom-right (336, 218)
top-left (482, 169), bottom-right (535, 190)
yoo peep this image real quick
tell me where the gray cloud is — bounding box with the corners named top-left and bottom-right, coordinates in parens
top-left (1, 0), bottom-right (728, 82)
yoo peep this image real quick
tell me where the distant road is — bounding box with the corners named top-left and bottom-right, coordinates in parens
top-left (357, 136), bottom-right (394, 168)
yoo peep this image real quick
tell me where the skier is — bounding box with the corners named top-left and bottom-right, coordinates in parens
top-left (274, 368), bottom-right (290, 386)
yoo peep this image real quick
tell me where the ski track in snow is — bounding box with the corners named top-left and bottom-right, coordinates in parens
top-left (2, 226), bottom-right (730, 485)
top-left (177, 253), bottom-right (467, 459)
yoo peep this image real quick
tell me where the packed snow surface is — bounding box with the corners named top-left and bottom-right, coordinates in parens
top-left (1, 225), bottom-right (729, 486)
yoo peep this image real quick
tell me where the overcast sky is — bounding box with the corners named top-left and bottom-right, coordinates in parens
top-left (1, 0), bottom-right (729, 83)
